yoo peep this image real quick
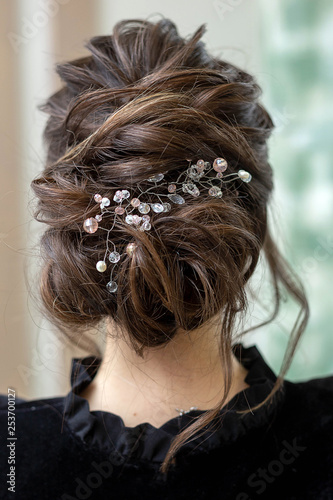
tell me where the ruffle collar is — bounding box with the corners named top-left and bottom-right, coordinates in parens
top-left (63, 344), bottom-right (285, 464)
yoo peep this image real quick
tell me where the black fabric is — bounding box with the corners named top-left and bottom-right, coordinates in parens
top-left (0, 344), bottom-right (332, 500)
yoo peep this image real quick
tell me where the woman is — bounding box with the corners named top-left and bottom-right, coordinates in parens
top-left (0, 18), bottom-right (332, 500)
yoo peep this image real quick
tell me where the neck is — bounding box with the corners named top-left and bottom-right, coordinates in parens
top-left (79, 316), bottom-right (249, 427)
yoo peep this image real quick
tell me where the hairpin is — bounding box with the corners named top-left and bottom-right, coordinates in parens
top-left (83, 158), bottom-right (252, 293)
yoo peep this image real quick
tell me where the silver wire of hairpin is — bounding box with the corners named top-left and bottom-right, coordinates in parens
top-left (82, 157), bottom-right (252, 293)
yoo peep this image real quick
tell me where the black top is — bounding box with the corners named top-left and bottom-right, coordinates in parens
top-left (0, 344), bottom-right (332, 500)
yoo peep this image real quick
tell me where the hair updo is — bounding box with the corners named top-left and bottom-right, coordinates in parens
top-left (31, 18), bottom-right (309, 474)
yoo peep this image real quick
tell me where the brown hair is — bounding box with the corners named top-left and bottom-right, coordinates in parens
top-left (31, 18), bottom-right (309, 474)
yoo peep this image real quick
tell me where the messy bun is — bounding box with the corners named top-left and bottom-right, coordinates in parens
top-left (31, 19), bottom-right (309, 474)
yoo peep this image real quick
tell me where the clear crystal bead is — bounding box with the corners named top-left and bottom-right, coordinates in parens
top-left (213, 158), bottom-right (228, 173)
top-left (83, 217), bottom-right (98, 233)
top-left (94, 194), bottom-right (102, 203)
top-left (142, 215), bottom-right (150, 222)
top-left (115, 206), bottom-right (125, 215)
top-left (168, 194), bottom-right (185, 204)
top-left (196, 159), bottom-right (205, 168)
top-left (132, 215), bottom-right (142, 225)
top-left (168, 184), bottom-right (177, 193)
top-left (151, 203), bottom-right (164, 213)
top-left (182, 183), bottom-right (200, 197)
top-left (125, 215), bottom-right (133, 224)
top-left (95, 214), bottom-right (102, 222)
top-left (101, 197), bottom-right (110, 207)
top-left (122, 190), bottom-right (130, 199)
top-left (142, 221), bottom-right (151, 231)
top-left (208, 186), bottom-right (222, 198)
top-left (113, 195), bottom-right (122, 203)
top-left (106, 281), bottom-right (118, 293)
top-left (115, 190), bottom-right (123, 199)
top-left (131, 198), bottom-right (141, 207)
top-left (162, 203), bottom-right (171, 212)
top-left (138, 203), bottom-right (150, 214)
top-left (188, 166), bottom-right (198, 179)
top-left (148, 173), bottom-right (164, 182)
top-left (187, 166), bottom-right (204, 181)
top-left (182, 182), bottom-right (193, 193)
top-left (109, 251), bottom-right (121, 263)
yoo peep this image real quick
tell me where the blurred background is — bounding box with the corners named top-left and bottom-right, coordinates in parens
top-left (0, 0), bottom-right (332, 399)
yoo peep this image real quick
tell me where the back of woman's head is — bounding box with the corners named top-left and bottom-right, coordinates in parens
top-left (31, 18), bottom-right (308, 473)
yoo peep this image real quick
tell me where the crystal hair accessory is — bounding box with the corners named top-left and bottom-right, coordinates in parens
top-left (83, 158), bottom-right (252, 294)
top-left (175, 406), bottom-right (198, 416)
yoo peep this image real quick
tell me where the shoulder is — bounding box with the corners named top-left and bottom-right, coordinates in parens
top-left (0, 393), bottom-right (68, 435)
top-left (276, 374), bottom-right (333, 438)
top-left (0, 392), bottom-right (65, 411)
top-left (0, 393), bottom-right (78, 470)
top-left (283, 373), bottom-right (333, 411)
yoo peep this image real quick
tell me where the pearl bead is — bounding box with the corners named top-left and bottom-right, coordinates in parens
top-left (238, 170), bottom-right (252, 183)
top-left (96, 261), bottom-right (107, 272)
